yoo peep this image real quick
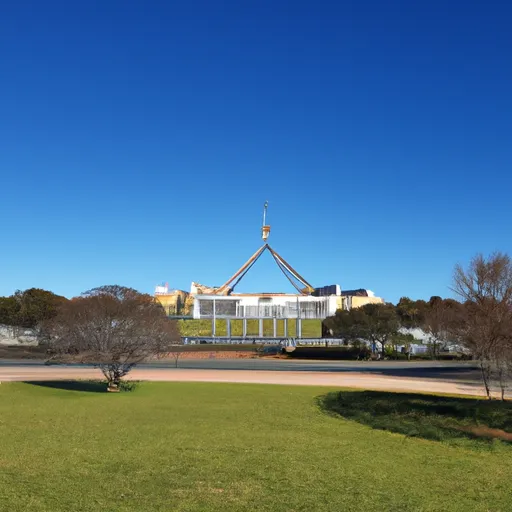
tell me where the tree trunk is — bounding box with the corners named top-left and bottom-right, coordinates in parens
top-left (479, 361), bottom-right (492, 400)
top-left (497, 363), bottom-right (506, 401)
top-left (101, 364), bottom-right (122, 392)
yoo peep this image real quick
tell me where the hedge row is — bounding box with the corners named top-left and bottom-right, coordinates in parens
top-left (286, 346), bottom-right (371, 360)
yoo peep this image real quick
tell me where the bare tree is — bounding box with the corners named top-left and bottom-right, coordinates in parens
top-left (42, 285), bottom-right (180, 390)
top-left (493, 345), bottom-right (512, 401)
top-left (423, 304), bottom-right (445, 359)
top-left (422, 298), bottom-right (459, 359)
top-left (452, 253), bottom-right (512, 399)
top-left (168, 343), bottom-right (186, 368)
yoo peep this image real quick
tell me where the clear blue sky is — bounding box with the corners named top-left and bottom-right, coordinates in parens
top-left (1, 1), bottom-right (511, 304)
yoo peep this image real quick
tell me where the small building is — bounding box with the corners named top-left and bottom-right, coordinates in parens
top-left (154, 284), bottom-right (192, 317)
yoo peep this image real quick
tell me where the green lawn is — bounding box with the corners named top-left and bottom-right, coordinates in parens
top-left (178, 319), bottom-right (322, 338)
top-left (0, 382), bottom-right (511, 512)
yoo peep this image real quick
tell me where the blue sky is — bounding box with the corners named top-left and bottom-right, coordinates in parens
top-left (1, 0), bottom-right (511, 304)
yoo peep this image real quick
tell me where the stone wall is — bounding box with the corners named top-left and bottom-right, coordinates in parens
top-left (0, 324), bottom-right (38, 346)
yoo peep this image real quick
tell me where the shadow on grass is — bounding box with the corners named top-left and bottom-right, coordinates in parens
top-left (24, 380), bottom-right (108, 393)
top-left (25, 380), bottom-right (140, 393)
top-left (317, 390), bottom-right (512, 444)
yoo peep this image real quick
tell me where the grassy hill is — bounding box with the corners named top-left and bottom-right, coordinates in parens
top-left (178, 318), bottom-right (322, 338)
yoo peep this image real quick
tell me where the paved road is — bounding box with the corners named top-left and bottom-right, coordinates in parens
top-left (0, 359), bottom-right (486, 397)
top-left (146, 359), bottom-right (481, 383)
top-left (0, 366), bottom-right (487, 397)
top-left (0, 358), bottom-right (478, 376)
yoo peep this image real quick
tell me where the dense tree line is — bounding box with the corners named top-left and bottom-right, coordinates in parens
top-left (323, 252), bottom-right (512, 399)
top-left (0, 288), bottom-right (67, 328)
top-left (323, 297), bottom-right (460, 358)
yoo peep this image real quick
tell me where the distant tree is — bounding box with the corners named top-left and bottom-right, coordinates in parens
top-left (0, 288), bottom-right (66, 331)
top-left (0, 296), bottom-right (20, 326)
top-left (324, 303), bottom-right (399, 358)
top-left (168, 342), bottom-right (186, 368)
top-left (451, 253), bottom-right (512, 400)
top-left (13, 288), bottom-right (67, 328)
top-left (395, 297), bottom-right (428, 328)
top-left (359, 303), bottom-right (399, 358)
top-left (422, 298), bottom-right (460, 359)
top-left (323, 307), bottom-right (369, 343)
top-left (389, 332), bottom-right (415, 360)
top-left (42, 286), bottom-right (180, 390)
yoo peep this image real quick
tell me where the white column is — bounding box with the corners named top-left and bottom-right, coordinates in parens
top-left (212, 299), bottom-right (216, 337)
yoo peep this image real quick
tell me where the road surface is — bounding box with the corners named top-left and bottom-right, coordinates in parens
top-left (0, 359), bottom-right (488, 397)
top-left (0, 358), bottom-right (478, 373)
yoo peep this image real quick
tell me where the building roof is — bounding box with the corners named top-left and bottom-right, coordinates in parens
top-left (340, 289), bottom-right (370, 297)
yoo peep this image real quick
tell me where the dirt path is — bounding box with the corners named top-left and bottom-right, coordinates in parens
top-left (0, 366), bottom-right (487, 397)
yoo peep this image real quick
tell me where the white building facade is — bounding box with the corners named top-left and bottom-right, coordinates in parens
top-left (192, 294), bottom-right (339, 320)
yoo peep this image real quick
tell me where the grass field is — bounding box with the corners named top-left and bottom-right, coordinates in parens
top-left (0, 382), bottom-right (511, 512)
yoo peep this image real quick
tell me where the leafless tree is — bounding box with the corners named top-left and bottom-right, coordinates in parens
top-left (422, 299), bottom-right (459, 359)
top-left (489, 332), bottom-right (512, 401)
top-left (168, 343), bottom-right (186, 368)
top-left (41, 285), bottom-right (180, 390)
top-left (451, 253), bottom-right (512, 399)
top-left (423, 304), bottom-right (445, 359)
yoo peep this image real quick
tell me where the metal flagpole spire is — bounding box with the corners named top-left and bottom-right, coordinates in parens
top-left (261, 201), bottom-right (270, 242)
top-left (214, 201), bottom-right (314, 295)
